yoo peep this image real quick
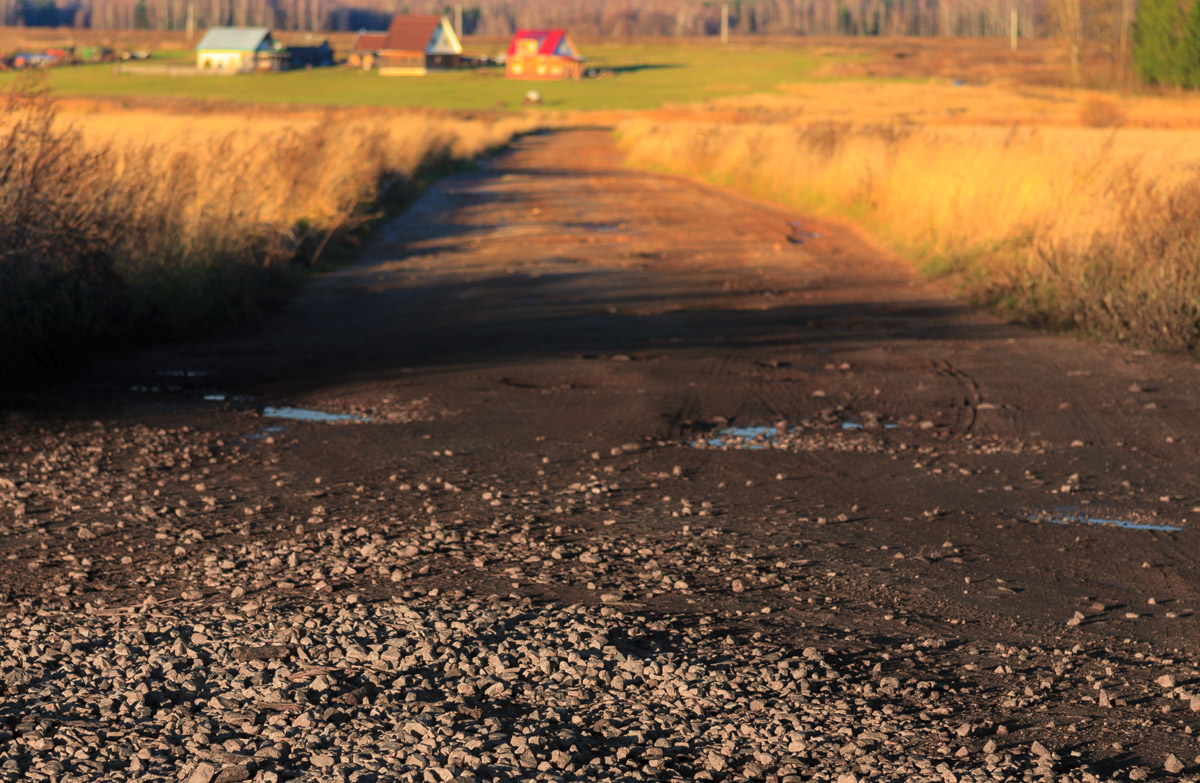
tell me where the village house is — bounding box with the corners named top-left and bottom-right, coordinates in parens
top-left (195, 27), bottom-right (282, 72)
top-left (347, 31), bottom-right (387, 69)
top-left (367, 14), bottom-right (462, 76)
top-left (286, 40), bottom-right (334, 69)
top-left (505, 29), bottom-right (583, 80)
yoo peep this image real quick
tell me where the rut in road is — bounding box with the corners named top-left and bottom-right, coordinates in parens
top-left (5, 128), bottom-right (1200, 781)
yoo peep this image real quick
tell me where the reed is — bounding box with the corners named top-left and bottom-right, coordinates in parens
top-left (619, 114), bottom-right (1200, 353)
top-left (0, 82), bottom-right (539, 375)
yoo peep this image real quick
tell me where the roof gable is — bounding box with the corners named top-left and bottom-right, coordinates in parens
top-left (382, 14), bottom-right (460, 54)
top-left (196, 27), bottom-right (273, 51)
top-left (428, 20), bottom-right (463, 55)
top-left (507, 29), bottom-right (582, 61)
top-left (351, 32), bottom-right (387, 52)
top-left (554, 34), bottom-right (580, 60)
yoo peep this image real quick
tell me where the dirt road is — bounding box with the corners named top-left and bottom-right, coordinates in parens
top-left (5, 130), bottom-right (1200, 781)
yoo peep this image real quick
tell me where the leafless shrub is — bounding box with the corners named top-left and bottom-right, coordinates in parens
top-left (1020, 176), bottom-right (1200, 352)
top-left (0, 79), bottom-right (124, 365)
top-left (1080, 96), bottom-right (1126, 128)
top-left (0, 83), bottom-right (539, 378)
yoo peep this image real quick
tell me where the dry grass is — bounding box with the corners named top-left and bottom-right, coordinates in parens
top-left (620, 103), bottom-right (1200, 352)
top-left (801, 36), bottom-right (1118, 87)
top-left (646, 80), bottom-right (1200, 130)
top-left (0, 82), bottom-right (541, 373)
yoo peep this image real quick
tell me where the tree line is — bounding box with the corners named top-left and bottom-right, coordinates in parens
top-left (1131, 0), bottom-right (1200, 86)
top-left (0, 0), bottom-right (1050, 38)
top-left (0, 0), bottom-right (1182, 90)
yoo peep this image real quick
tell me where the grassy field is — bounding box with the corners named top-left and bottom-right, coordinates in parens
top-left (0, 41), bottom-right (834, 111)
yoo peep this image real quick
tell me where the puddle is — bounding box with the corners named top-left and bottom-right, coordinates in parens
top-left (841, 421), bottom-right (899, 431)
top-left (787, 220), bottom-right (823, 244)
top-left (203, 392), bottom-right (254, 404)
top-left (261, 406), bottom-right (371, 424)
top-left (1027, 508), bottom-right (1184, 532)
top-left (704, 425), bottom-right (782, 450)
top-left (698, 419), bottom-right (901, 449)
top-left (129, 384), bottom-right (182, 393)
top-left (246, 425), bottom-right (286, 440)
top-left (230, 425), bottom-right (287, 448)
top-left (157, 370), bottom-right (209, 378)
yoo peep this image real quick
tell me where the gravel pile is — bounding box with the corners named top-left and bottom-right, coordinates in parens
top-left (0, 593), bottom-right (1126, 783)
top-left (2, 419), bottom-right (1197, 782)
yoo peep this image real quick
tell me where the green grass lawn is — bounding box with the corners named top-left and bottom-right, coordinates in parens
top-left (1, 41), bottom-right (840, 111)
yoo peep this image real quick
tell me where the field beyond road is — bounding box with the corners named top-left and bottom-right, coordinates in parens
top-left (0, 39), bottom-right (835, 111)
top-left (6, 129), bottom-right (1200, 782)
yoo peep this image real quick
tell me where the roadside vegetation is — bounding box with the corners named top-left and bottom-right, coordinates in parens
top-left (620, 82), bottom-right (1200, 354)
top-left (0, 81), bottom-right (539, 375)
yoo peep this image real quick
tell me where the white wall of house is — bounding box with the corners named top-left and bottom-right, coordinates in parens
top-left (197, 51), bottom-right (249, 70)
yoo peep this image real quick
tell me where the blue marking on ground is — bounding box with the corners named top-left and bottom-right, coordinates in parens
top-left (1028, 508), bottom-right (1183, 532)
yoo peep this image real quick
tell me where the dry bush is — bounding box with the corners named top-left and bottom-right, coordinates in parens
top-left (1080, 96), bottom-right (1126, 127)
top-left (1013, 179), bottom-right (1200, 352)
top-left (0, 83), bottom-right (540, 375)
top-left (619, 115), bottom-right (1200, 353)
top-left (0, 85), bottom-right (125, 366)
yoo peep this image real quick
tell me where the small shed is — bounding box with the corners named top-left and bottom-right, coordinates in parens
top-left (287, 40), bottom-right (333, 69)
top-left (505, 30), bottom-right (583, 80)
top-left (196, 27), bottom-right (280, 72)
top-left (377, 14), bottom-right (462, 75)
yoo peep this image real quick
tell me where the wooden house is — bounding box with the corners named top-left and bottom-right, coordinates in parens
top-left (286, 40), bottom-right (334, 69)
top-left (376, 14), bottom-right (462, 76)
top-left (195, 27), bottom-right (282, 72)
top-left (348, 31), bottom-right (387, 69)
top-left (505, 29), bottom-right (583, 80)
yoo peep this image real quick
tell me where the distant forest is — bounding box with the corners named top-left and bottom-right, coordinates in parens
top-left (1, 0), bottom-right (1057, 39)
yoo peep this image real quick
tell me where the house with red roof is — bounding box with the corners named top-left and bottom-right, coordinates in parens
top-left (347, 31), bottom-right (387, 69)
top-left (505, 29), bottom-right (583, 80)
top-left (361, 14), bottom-right (462, 75)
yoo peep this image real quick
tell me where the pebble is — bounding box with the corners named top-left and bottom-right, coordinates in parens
top-left (0, 590), bottom-right (1112, 783)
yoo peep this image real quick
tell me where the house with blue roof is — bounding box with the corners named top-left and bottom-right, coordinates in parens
top-left (195, 27), bottom-right (282, 72)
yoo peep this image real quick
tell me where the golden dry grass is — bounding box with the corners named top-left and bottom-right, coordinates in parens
top-left (61, 103), bottom-right (539, 243)
top-left (620, 83), bottom-right (1200, 352)
top-left (0, 87), bottom-right (543, 372)
top-left (649, 80), bottom-right (1200, 129)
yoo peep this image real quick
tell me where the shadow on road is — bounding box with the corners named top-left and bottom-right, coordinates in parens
top-left (92, 127), bottom-right (1016, 400)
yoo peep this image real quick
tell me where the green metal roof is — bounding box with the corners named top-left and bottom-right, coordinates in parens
top-left (196, 27), bottom-right (273, 51)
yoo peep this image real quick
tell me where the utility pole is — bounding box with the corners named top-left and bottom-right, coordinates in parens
top-left (1010, 7), bottom-right (1018, 50)
top-left (455, 4), bottom-right (462, 37)
top-left (721, 2), bottom-right (729, 44)
top-left (185, 0), bottom-right (194, 38)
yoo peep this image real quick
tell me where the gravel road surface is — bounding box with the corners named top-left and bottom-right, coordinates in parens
top-left (5, 130), bottom-right (1200, 782)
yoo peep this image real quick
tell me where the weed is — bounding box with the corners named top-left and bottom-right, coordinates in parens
top-left (619, 111), bottom-right (1200, 354)
top-left (0, 80), bottom-right (539, 379)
